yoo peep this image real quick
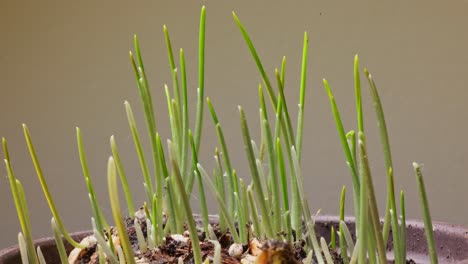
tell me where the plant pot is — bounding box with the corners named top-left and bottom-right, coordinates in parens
top-left (1, 216), bottom-right (467, 264)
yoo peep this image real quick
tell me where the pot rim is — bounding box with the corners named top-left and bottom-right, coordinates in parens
top-left (1, 215), bottom-right (467, 263)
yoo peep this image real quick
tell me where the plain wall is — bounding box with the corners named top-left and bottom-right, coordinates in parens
top-left (1, 0), bottom-right (467, 249)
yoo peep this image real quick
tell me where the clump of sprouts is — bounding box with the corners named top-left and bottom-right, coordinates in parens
top-left (2, 5), bottom-right (438, 264)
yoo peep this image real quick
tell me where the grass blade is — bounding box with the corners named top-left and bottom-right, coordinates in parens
top-left (134, 219), bottom-right (147, 253)
top-left (247, 185), bottom-right (263, 237)
top-left (341, 221), bottom-right (354, 255)
top-left (198, 163), bottom-right (241, 243)
top-left (239, 106), bottom-right (274, 238)
top-left (92, 218), bottom-right (119, 264)
top-left (77, 127), bottom-right (109, 231)
top-left (193, 6), bottom-right (206, 155)
top-left (400, 191), bottom-right (407, 263)
top-left (207, 97), bottom-right (237, 216)
top-left (107, 157), bottom-right (136, 264)
top-left (261, 117), bottom-right (281, 233)
top-left (3, 138), bottom-right (39, 264)
top-left (339, 187), bottom-right (349, 264)
top-left (291, 147), bottom-right (324, 263)
top-left (189, 131), bottom-right (210, 235)
top-left (296, 32), bottom-right (308, 160)
top-left (232, 12), bottom-right (276, 107)
top-left (51, 218), bottom-right (69, 264)
top-left (180, 48), bottom-right (189, 180)
top-left (323, 80), bottom-right (360, 223)
top-left (354, 55), bottom-right (363, 134)
top-left (321, 237), bottom-right (334, 264)
top-left (125, 101), bottom-right (154, 202)
top-left (18, 233), bottom-right (29, 264)
top-left (358, 134), bottom-right (387, 264)
top-left (172, 160), bottom-right (202, 264)
top-left (36, 247), bottom-right (46, 264)
top-left (163, 25), bottom-right (182, 122)
top-left (22, 124), bottom-right (83, 249)
top-left (110, 135), bottom-right (135, 217)
top-left (413, 162), bottom-right (438, 264)
top-left (364, 68), bottom-right (396, 244)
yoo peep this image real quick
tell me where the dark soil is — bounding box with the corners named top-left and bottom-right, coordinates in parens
top-left (73, 215), bottom-right (415, 263)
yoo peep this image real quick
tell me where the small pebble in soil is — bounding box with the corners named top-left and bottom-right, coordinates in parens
top-left (228, 243), bottom-right (244, 258)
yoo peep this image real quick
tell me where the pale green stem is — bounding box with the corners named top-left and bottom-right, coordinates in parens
top-left (323, 80), bottom-right (360, 228)
top-left (414, 162), bottom-right (438, 264)
top-left (124, 101), bottom-right (154, 202)
top-left (51, 218), bottom-right (69, 264)
top-left (400, 191), bottom-right (407, 263)
top-left (172, 160), bottom-right (202, 264)
top-left (107, 157), bottom-right (136, 264)
top-left (22, 125), bottom-right (83, 249)
top-left (194, 6), bottom-right (206, 155)
top-left (364, 68), bottom-right (395, 245)
top-left (296, 32), bottom-right (308, 161)
top-left (198, 163), bottom-right (241, 243)
top-left (77, 127), bottom-right (109, 231)
top-left (110, 135), bottom-right (135, 217)
top-left (321, 237), bottom-right (334, 264)
top-left (239, 106), bottom-right (274, 238)
top-left (359, 134), bottom-right (388, 264)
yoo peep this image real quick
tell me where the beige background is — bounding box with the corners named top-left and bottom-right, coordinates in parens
top-left (1, 0), bottom-right (467, 249)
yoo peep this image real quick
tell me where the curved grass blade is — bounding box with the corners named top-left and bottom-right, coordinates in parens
top-left (22, 125), bottom-right (84, 249)
top-left (130, 40), bottom-right (163, 217)
top-left (232, 12), bottom-right (276, 107)
top-left (3, 138), bottom-right (39, 264)
top-left (323, 80), bottom-right (360, 226)
top-left (77, 127), bottom-right (109, 231)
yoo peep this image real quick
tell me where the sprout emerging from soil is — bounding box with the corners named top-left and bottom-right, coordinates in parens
top-left (2, 5), bottom-right (439, 264)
